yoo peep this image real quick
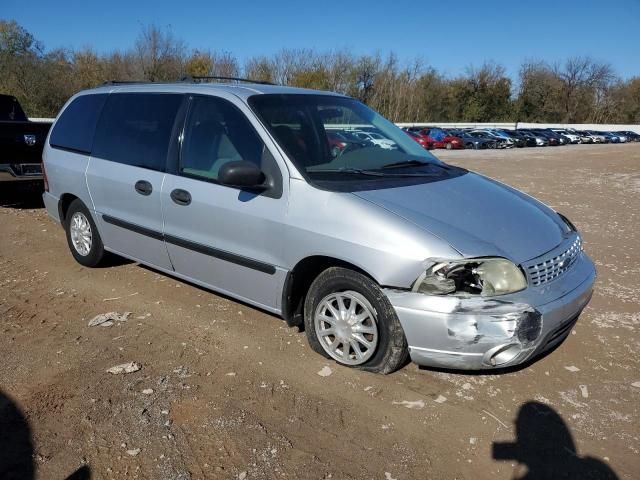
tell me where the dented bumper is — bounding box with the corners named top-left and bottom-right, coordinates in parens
top-left (384, 252), bottom-right (596, 370)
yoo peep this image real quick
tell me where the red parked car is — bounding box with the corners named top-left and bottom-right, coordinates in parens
top-left (327, 130), bottom-right (347, 154)
top-left (411, 127), bottom-right (464, 149)
top-left (404, 129), bottom-right (433, 149)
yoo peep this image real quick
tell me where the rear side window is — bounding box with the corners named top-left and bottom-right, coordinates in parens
top-left (92, 93), bottom-right (183, 171)
top-left (49, 94), bottom-right (107, 153)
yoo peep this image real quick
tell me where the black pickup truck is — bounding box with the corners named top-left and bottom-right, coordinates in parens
top-left (0, 94), bottom-right (53, 183)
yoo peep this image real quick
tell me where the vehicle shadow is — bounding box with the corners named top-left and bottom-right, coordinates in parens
top-left (94, 253), bottom-right (135, 268)
top-left (0, 389), bottom-right (91, 480)
top-left (0, 182), bottom-right (44, 209)
top-left (493, 401), bottom-right (618, 479)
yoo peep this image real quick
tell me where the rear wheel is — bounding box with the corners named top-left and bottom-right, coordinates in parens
top-left (304, 267), bottom-right (408, 374)
top-left (64, 199), bottom-right (105, 267)
top-left (445, 142), bottom-right (453, 150)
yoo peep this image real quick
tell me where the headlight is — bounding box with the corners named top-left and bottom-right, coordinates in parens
top-left (412, 258), bottom-right (527, 297)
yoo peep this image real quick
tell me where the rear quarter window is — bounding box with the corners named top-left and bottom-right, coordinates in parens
top-left (49, 94), bottom-right (108, 153)
top-left (92, 93), bottom-right (183, 171)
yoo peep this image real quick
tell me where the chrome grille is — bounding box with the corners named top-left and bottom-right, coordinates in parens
top-left (525, 236), bottom-right (582, 286)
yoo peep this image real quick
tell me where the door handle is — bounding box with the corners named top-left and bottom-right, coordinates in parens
top-left (170, 189), bottom-right (191, 206)
top-left (135, 180), bottom-right (153, 196)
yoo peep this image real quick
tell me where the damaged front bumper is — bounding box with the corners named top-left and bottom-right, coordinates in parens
top-left (384, 252), bottom-right (596, 370)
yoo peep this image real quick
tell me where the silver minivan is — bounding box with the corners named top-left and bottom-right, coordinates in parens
top-left (42, 80), bottom-right (596, 373)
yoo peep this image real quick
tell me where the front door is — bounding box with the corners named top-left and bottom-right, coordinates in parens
top-left (161, 94), bottom-right (288, 311)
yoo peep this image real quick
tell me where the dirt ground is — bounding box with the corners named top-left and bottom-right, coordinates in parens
top-left (1, 143), bottom-right (638, 480)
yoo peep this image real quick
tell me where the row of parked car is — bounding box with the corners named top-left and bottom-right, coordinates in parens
top-left (402, 126), bottom-right (640, 150)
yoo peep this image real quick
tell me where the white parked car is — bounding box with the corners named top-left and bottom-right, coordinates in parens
top-left (551, 129), bottom-right (581, 144)
top-left (352, 130), bottom-right (397, 150)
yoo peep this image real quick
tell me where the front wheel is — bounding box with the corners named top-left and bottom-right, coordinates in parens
top-left (64, 199), bottom-right (106, 267)
top-left (304, 267), bottom-right (408, 374)
top-left (445, 142), bottom-right (453, 150)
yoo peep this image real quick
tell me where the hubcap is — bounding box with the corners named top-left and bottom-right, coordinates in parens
top-left (70, 212), bottom-right (92, 256)
top-left (314, 291), bottom-right (379, 365)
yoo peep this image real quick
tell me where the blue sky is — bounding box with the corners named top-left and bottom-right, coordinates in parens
top-left (3, 0), bottom-right (639, 79)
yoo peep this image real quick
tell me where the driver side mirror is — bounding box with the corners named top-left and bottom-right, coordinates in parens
top-left (218, 161), bottom-right (267, 190)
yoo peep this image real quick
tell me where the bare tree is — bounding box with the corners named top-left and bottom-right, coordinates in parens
top-left (244, 55), bottom-right (276, 83)
top-left (133, 24), bottom-right (186, 81)
top-left (554, 56), bottom-right (616, 122)
top-left (211, 51), bottom-right (240, 77)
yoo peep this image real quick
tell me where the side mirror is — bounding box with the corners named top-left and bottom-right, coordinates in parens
top-left (218, 160), bottom-right (267, 189)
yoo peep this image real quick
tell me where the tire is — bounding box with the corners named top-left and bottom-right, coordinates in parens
top-left (64, 199), bottom-right (105, 267)
top-left (445, 142), bottom-right (453, 150)
top-left (303, 267), bottom-right (408, 374)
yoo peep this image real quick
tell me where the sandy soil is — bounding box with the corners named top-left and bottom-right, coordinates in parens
top-left (0, 143), bottom-right (638, 479)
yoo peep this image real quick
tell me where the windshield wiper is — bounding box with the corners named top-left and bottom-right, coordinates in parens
top-left (307, 167), bottom-right (439, 177)
top-left (307, 168), bottom-right (387, 176)
top-left (381, 159), bottom-right (432, 169)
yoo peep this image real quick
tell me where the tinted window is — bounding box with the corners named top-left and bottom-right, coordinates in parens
top-left (50, 94), bottom-right (107, 153)
top-left (93, 93), bottom-right (183, 171)
top-left (180, 96), bottom-right (268, 181)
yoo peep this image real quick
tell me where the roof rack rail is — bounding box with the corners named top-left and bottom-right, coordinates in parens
top-left (102, 80), bottom-right (151, 85)
top-left (180, 76), bottom-right (275, 86)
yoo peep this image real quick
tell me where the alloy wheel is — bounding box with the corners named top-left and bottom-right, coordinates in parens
top-left (70, 212), bottom-right (92, 256)
top-left (314, 291), bottom-right (379, 365)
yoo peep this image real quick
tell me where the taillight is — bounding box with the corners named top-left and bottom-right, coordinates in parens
top-left (42, 161), bottom-right (49, 192)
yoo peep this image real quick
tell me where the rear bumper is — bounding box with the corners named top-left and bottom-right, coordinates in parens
top-left (385, 253), bottom-right (596, 370)
top-left (43, 191), bottom-right (61, 224)
top-left (0, 163), bottom-right (43, 182)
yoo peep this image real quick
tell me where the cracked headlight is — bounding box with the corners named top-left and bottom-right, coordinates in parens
top-left (412, 258), bottom-right (527, 297)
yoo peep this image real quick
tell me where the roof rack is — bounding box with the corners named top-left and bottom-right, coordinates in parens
top-left (180, 76), bottom-right (275, 86)
top-left (102, 80), bottom-right (151, 85)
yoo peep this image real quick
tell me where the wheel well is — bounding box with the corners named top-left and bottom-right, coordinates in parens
top-left (58, 193), bottom-right (79, 224)
top-left (281, 256), bottom-right (374, 329)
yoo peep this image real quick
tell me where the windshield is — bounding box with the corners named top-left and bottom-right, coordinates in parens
top-left (249, 94), bottom-right (440, 180)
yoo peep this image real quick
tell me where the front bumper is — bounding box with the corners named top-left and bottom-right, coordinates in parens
top-left (385, 252), bottom-right (596, 370)
top-left (0, 163), bottom-right (43, 182)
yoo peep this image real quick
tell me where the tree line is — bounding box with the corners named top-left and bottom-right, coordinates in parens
top-left (1, 20), bottom-right (638, 124)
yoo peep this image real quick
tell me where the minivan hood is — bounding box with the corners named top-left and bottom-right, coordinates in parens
top-left (353, 171), bottom-right (565, 263)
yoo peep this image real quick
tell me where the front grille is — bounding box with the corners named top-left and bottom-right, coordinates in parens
top-left (524, 236), bottom-right (582, 286)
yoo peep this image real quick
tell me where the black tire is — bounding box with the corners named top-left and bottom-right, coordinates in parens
top-left (445, 142), bottom-right (453, 150)
top-left (64, 199), bottom-right (105, 267)
top-left (303, 267), bottom-right (409, 374)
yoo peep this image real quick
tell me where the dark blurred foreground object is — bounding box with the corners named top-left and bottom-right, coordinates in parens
top-left (0, 390), bottom-right (91, 480)
top-left (0, 389), bottom-right (34, 480)
top-left (0, 94), bottom-right (52, 184)
top-left (493, 401), bottom-right (618, 479)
